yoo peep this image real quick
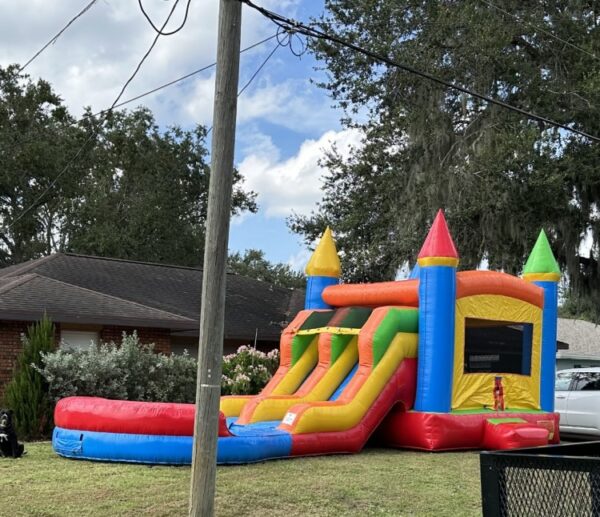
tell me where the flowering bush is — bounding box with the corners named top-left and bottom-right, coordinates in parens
top-left (35, 334), bottom-right (279, 402)
top-left (221, 345), bottom-right (279, 396)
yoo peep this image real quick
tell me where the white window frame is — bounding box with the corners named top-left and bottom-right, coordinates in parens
top-left (61, 330), bottom-right (99, 352)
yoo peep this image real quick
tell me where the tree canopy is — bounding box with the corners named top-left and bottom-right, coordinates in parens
top-left (227, 249), bottom-right (305, 289)
top-left (290, 0), bottom-right (600, 318)
top-left (0, 65), bottom-right (257, 267)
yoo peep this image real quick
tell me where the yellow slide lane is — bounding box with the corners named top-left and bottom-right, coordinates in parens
top-left (270, 337), bottom-right (319, 395)
top-left (246, 336), bottom-right (359, 423)
top-left (220, 396), bottom-right (253, 417)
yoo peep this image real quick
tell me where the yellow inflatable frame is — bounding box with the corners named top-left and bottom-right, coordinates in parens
top-left (452, 294), bottom-right (542, 411)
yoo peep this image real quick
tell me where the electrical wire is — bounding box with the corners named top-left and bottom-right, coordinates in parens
top-left (207, 35), bottom-right (284, 135)
top-left (19, 0), bottom-right (99, 72)
top-left (239, 0), bottom-right (600, 143)
top-left (138, 0), bottom-right (192, 36)
top-left (110, 0), bottom-right (182, 111)
top-left (7, 34), bottom-right (279, 155)
top-left (480, 0), bottom-right (599, 62)
top-left (95, 33), bottom-right (278, 117)
top-left (6, 0), bottom-right (184, 231)
top-left (237, 43), bottom-right (280, 98)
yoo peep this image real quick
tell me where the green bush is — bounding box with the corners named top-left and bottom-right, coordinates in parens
top-left (36, 334), bottom-right (279, 402)
top-left (2, 315), bottom-right (56, 439)
top-left (36, 332), bottom-right (198, 403)
top-left (221, 345), bottom-right (279, 396)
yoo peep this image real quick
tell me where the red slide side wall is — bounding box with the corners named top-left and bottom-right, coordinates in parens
top-left (290, 358), bottom-right (417, 456)
top-left (377, 410), bottom-right (560, 451)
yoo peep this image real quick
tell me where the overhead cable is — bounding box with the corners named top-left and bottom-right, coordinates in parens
top-left (19, 0), bottom-right (99, 72)
top-left (95, 33), bottom-right (278, 117)
top-left (7, 0), bottom-right (185, 231)
top-left (207, 32), bottom-right (286, 135)
top-left (138, 0), bottom-right (192, 36)
top-left (239, 0), bottom-right (600, 143)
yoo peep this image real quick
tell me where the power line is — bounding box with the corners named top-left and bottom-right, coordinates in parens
top-left (207, 37), bottom-right (283, 135)
top-left (19, 0), bottom-right (99, 72)
top-left (6, 0), bottom-right (185, 231)
top-left (111, 0), bottom-right (182, 110)
top-left (95, 33), bottom-right (278, 116)
top-left (239, 0), bottom-right (600, 143)
top-left (8, 34), bottom-right (279, 154)
top-left (138, 0), bottom-right (192, 36)
top-left (237, 42), bottom-right (280, 97)
top-left (480, 0), bottom-right (599, 62)
top-left (98, 62), bottom-right (214, 116)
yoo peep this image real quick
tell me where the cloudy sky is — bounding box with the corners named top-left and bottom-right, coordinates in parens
top-left (0, 0), bottom-right (362, 271)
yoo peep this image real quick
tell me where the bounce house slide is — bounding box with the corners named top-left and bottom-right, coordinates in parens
top-left (52, 212), bottom-right (562, 465)
top-left (53, 306), bottom-right (418, 464)
top-left (219, 309), bottom-right (334, 418)
top-left (223, 306), bottom-right (372, 423)
top-left (219, 306), bottom-right (418, 463)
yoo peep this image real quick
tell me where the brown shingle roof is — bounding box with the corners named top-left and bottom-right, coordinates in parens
top-left (0, 253), bottom-right (305, 341)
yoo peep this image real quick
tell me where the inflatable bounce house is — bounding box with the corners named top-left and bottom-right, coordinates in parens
top-left (53, 210), bottom-right (560, 464)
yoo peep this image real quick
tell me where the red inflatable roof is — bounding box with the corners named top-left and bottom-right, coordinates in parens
top-left (417, 209), bottom-right (459, 259)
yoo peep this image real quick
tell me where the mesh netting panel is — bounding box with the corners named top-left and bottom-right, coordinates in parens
top-left (491, 456), bottom-right (600, 517)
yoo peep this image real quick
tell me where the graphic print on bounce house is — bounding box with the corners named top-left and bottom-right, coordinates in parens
top-left (52, 211), bottom-right (560, 464)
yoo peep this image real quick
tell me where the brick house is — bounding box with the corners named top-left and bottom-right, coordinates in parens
top-left (0, 253), bottom-right (304, 397)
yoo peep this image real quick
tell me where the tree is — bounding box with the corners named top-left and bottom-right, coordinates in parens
top-left (2, 315), bottom-right (56, 439)
top-left (63, 108), bottom-right (257, 266)
top-left (0, 65), bottom-right (258, 267)
top-left (290, 1), bottom-right (600, 314)
top-left (0, 65), bottom-right (88, 266)
top-left (227, 249), bottom-right (305, 288)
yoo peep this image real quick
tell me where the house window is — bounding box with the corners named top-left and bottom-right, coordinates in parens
top-left (464, 318), bottom-right (533, 375)
top-left (61, 330), bottom-right (99, 351)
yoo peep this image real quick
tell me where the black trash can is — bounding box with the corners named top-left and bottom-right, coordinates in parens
top-left (480, 441), bottom-right (600, 516)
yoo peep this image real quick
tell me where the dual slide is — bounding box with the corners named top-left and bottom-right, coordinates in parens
top-left (53, 305), bottom-right (419, 464)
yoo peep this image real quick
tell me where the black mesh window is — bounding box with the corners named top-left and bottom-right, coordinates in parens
top-left (464, 318), bottom-right (533, 375)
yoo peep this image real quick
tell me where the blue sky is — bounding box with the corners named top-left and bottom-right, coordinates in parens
top-left (229, 1), bottom-right (338, 267)
top-left (0, 1), bottom-right (362, 271)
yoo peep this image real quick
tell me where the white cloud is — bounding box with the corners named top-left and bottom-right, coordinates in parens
top-left (238, 127), bottom-right (363, 217)
top-left (237, 77), bottom-right (340, 134)
top-left (0, 0), bottom-right (304, 125)
top-left (287, 248), bottom-right (311, 273)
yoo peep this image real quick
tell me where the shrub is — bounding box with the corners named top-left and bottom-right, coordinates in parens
top-left (36, 332), bottom-right (198, 403)
top-left (221, 345), bottom-right (279, 396)
top-left (36, 334), bottom-right (279, 402)
top-left (2, 315), bottom-right (56, 439)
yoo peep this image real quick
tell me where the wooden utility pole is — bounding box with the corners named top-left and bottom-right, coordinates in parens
top-left (189, 0), bottom-right (242, 515)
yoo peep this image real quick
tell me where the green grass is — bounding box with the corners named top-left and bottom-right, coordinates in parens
top-left (0, 443), bottom-right (481, 516)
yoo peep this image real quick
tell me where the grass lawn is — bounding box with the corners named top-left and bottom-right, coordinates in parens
top-left (0, 442), bottom-right (481, 516)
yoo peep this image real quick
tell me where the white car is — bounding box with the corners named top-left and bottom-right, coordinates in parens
top-left (555, 367), bottom-right (600, 437)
